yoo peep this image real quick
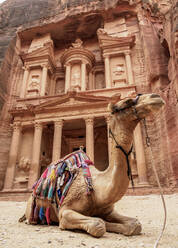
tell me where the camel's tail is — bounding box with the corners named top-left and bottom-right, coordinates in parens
top-left (18, 214), bottom-right (26, 223)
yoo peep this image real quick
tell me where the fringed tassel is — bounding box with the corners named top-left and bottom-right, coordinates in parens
top-left (39, 207), bottom-right (45, 221)
top-left (42, 168), bottom-right (48, 179)
top-left (34, 205), bottom-right (39, 223)
top-left (48, 184), bottom-right (54, 200)
top-left (85, 159), bottom-right (93, 165)
top-left (45, 207), bottom-right (50, 225)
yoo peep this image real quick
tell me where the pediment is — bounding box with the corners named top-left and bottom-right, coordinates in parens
top-left (21, 45), bottom-right (54, 61)
top-left (97, 29), bottom-right (135, 49)
top-left (35, 91), bottom-right (110, 111)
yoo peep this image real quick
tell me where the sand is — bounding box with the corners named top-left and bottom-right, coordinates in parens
top-left (0, 194), bottom-right (178, 248)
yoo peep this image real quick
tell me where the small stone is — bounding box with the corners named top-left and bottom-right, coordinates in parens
top-left (48, 240), bottom-right (52, 244)
top-left (69, 234), bottom-right (76, 238)
top-left (81, 241), bottom-right (86, 246)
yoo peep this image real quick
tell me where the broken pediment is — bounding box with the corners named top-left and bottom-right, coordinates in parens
top-left (97, 28), bottom-right (135, 49)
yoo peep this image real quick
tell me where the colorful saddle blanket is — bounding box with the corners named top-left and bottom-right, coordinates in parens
top-left (30, 150), bottom-right (93, 225)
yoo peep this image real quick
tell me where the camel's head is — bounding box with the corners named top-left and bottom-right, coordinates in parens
top-left (109, 93), bottom-right (165, 124)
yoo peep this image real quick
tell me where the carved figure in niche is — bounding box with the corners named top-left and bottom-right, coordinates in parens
top-left (28, 75), bottom-right (40, 91)
top-left (55, 78), bottom-right (65, 94)
top-left (18, 157), bottom-right (31, 171)
top-left (95, 72), bottom-right (105, 89)
top-left (114, 64), bottom-right (125, 76)
top-left (71, 65), bottom-right (81, 88)
top-left (20, 93), bottom-right (165, 238)
top-left (72, 38), bottom-right (83, 48)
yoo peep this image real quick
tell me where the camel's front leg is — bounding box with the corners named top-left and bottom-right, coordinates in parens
top-left (102, 210), bottom-right (142, 236)
top-left (59, 209), bottom-right (106, 237)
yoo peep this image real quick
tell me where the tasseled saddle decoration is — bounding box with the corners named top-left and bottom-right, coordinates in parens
top-left (29, 150), bottom-right (93, 225)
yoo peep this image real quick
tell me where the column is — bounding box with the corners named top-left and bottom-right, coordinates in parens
top-left (85, 117), bottom-right (94, 162)
top-left (52, 120), bottom-right (63, 161)
top-left (104, 55), bottom-right (112, 88)
top-left (81, 63), bottom-right (86, 91)
top-left (3, 122), bottom-right (21, 190)
top-left (28, 122), bottom-right (43, 189)
top-left (125, 51), bottom-right (134, 85)
top-left (105, 116), bottom-right (112, 162)
top-left (134, 123), bottom-right (149, 186)
top-left (20, 66), bottom-right (29, 98)
top-left (41, 65), bottom-right (48, 96)
top-left (89, 71), bottom-right (93, 90)
top-left (65, 64), bottom-right (71, 93)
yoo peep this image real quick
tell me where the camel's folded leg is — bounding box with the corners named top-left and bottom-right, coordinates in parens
top-left (59, 209), bottom-right (106, 237)
top-left (102, 210), bottom-right (142, 236)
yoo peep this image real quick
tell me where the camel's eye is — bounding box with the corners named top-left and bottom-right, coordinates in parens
top-left (125, 99), bottom-right (134, 107)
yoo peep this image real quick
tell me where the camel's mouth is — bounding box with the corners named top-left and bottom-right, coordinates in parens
top-left (144, 95), bottom-right (165, 112)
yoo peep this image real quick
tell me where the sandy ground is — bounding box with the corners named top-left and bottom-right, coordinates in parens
top-left (0, 194), bottom-right (178, 248)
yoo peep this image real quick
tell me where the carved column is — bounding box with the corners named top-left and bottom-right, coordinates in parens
top-left (105, 116), bottom-right (112, 161)
top-left (41, 65), bottom-right (48, 96)
top-left (89, 71), bottom-right (93, 90)
top-left (52, 120), bottom-right (63, 161)
top-left (81, 63), bottom-right (86, 91)
top-left (125, 51), bottom-right (134, 85)
top-left (85, 117), bottom-right (94, 162)
top-left (3, 122), bottom-right (21, 189)
top-left (28, 122), bottom-right (43, 189)
top-left (104, 55), bottom-right (112, 88)
top-left (20, 66), bottom-right (29, 98)
top-left (65, 64), bottom-right (71, 93)
top-left (134, 123), bottom-right (149, 186)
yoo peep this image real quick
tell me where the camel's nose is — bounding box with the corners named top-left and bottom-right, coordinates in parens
top-left (150, 94), bottom-right (161, 99)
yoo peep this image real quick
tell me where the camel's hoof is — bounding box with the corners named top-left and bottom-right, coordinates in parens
top-left (124, 220), bottom-right (142, 236)
top-left (86, 218), bottom-right (106, 238)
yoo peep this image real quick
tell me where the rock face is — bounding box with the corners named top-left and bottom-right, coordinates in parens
top-left (0, 0), bottom-right (178, 193)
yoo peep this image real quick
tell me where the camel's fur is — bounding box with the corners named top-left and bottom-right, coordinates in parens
top-left (21, 93), bottom-right (165, 237)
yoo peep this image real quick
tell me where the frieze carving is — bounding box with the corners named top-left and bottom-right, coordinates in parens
top-left (27, 75), bottom-right (40, 96)
top-left (18, 157), bottom-right (31, 171)
top-left (113, 64), bottom-right (125, 76)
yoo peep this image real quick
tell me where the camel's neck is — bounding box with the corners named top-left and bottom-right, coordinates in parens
top-left (100, 120), bottom-right (136, 205)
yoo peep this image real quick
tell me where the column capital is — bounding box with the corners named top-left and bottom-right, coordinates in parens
top-left (125, 51), bottom-right (131, 56)
top-left (103, 54), bottom-right (110, 59)
top-left (85, 117), bottom-right (94, 125)
top-left (22, 65), bottom-right (30, 71)
top-left (105, 115), bottom-right (112, 125)
top-left (64, 62), bottom-right (71, 67)
top-left (12, 122), bottom-right (21, 131)
top-left (34, 121), bottom-right (43, 130)
top-left (54, 119), bottom-right (63, 127)
top-left (41, 64), bottom-right (49, 69)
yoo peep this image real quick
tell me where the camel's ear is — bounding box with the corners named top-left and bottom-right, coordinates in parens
top-left (108, 102), bottom-right (115, 113)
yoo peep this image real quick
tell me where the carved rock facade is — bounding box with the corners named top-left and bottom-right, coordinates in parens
top-left (0, 0), bottom-right (177, 197)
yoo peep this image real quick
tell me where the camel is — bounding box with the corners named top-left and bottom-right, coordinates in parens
top-left (21, 93), bottom-right (165, 238)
